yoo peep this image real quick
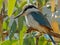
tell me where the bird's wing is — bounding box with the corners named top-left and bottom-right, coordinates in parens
top-left (30, 11), bottom-right (52, 30)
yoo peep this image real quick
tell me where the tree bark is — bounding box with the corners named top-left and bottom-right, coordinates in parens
top-left (0, 1), bottom-right (5, 41)
top-left (0, 15), bottom-right (4, 41)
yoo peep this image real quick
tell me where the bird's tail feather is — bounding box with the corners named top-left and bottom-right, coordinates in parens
top-left (47, 31), bottom-right (60, 45)
top-left (48, 34), bottom-right (56, 44)
top-left (48, 31), bottom-right (60, 38)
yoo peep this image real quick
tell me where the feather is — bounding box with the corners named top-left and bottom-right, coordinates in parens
top-left (30, 11), bottom-right (53, 30)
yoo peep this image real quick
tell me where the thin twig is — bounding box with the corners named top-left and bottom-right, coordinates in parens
top-left (36, 37), bottom-right (39, 45)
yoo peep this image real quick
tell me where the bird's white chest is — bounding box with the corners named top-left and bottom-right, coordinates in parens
top-left (25, 15), bottom-right (46, 33)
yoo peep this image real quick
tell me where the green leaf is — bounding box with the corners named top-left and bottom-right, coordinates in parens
top-left (19, 24), bottom-right (27, 45)
top-left (43, 0), bottom-right (45, 6)
top-left (0, 0), bottom-right (3, 12)
top-left (38, 0), bottom-right (49, 7)
top-left (7, 0), bottom-right (16, 17)
top-left (24, 37), bottom-right (35, 45)
top-left (9, 20), bottom-right (17, 40)
top-left (19, 0), bottom-right (27, 9)
top-left (13, 1), bottom-right (27, 17)
top-left (3, 21), bottom-right (7, 30)
top-left (47, 42), bottom-right (52, 45)
top-left (18, 16), bottom-right (25, 31)
top-left (30, 0), bottom-right (33, 4)
top-left (18, 16), bottom-right (27, 45)
top-left (38, 36), bottom-right (47, 45)
top-left (3, 18), bottom-right (9, 30)
top-left (1, 40), bottom-right (17, 45)
top-left (23, 32), bottom-right (36, 45)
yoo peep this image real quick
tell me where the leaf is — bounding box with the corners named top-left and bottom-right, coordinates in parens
top-left (7, 0), bottom-right (16, 17)
top-left (18, 16), bottom-right (25, 31)
top-left (38, 0), bottom-right (49, 6)
top-left (19, 0), bottom-right (27, 9)
top-left (9, 20), bottom-right (17, 40)
top-left (3, 21), bottom-right (7, 30)
top-left (1, 40), bottom-right (17, 45)
top-left (47, 42), bottom-right (52, 45)
top-left (30, 0), bottom-right (33, 3)
top-left (23, 37), bottom-right (35, 45)
top-left (17, 16), bottom-right (27, 45)
top-left (3, 17), bottom-right (9, 30)
top-left (0, 0), bottom-right (3, 12)
top-left (19, 24), bottom-right (27, 45)
top-left (43, 0), bottom-right (45, 6)
top-left (13, 0), bottom-right (27, 16)
top-left (18, 16), bottom-right (27, 45)
top-left (38, 36), bottom-right (48, 45)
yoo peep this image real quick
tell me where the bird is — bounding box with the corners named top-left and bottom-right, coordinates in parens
top-left (14, 4), bottom-right (57, 44)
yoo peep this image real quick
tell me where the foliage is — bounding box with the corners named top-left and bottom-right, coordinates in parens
top-left (9, 19), bottom-right (17, 40)
top-left (38, 0), bottom-right (49, 6)
top-left (0, 0), bottom-right (60, 45)
top-left (7, 0), bottom-right (16, 17)
top-left (1, 40), bottom-right (18, 45)
top-left (0, 0), bottom-right (3, 12)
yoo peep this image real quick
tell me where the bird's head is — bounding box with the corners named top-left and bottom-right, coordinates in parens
top-left (15, 4), bottom-right (39, 18)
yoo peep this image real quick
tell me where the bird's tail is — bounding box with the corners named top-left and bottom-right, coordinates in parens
top-left (48, 31), bottom-right (60, 38)
top-left (47, 31), bottom-right (60, 45)
top-left (48, 34), bottom-right (56, 44)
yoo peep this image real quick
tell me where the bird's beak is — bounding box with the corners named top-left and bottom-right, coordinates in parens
top-left (14, 11), bottom-right (24, 19)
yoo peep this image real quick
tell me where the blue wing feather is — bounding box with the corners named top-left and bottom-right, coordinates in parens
top-left (30, 12), bottom-right (52, 29)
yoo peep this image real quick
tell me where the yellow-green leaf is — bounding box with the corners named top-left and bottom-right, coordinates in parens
top-left (0, 0), bottom-right (3, 12)
top-left (42, 0), bottom-right (45, 6)
top-left (19, 0), bottom-right (27, 9)
top-left (3, 21), bottom-right (7, 30)
top-left (19, 24), bottom-right (27, 45)
top-left (8, 0), bottom-right (16, 17)
top-left (1, 40), bottom-right (17, 45)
